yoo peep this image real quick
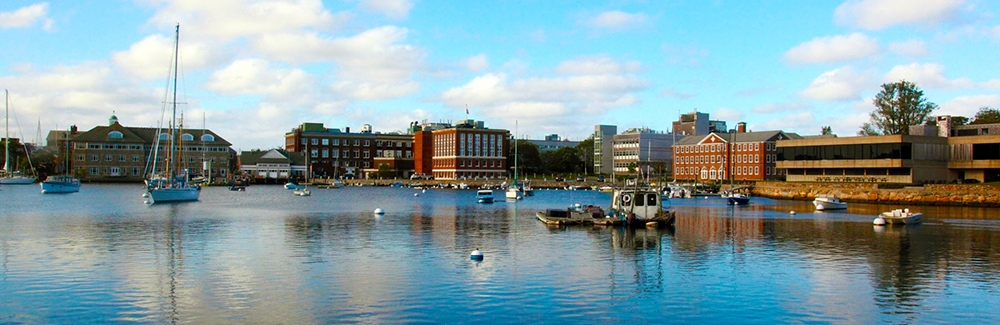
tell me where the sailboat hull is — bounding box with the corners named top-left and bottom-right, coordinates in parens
top-left (40, 178), bottom-right (81, 193)
top-left (148, 187), bottom-right (200, 203)
top-left (1, 176), bottom-right (36, 184)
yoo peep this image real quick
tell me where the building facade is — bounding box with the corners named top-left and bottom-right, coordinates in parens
top-left (238, 149), bottom-right (306, 182)
top-left (71, 115), bottom-right (232, 182)
top-left (776, 135), bottom-right (950, 184)
top-left (285, 123), bottom-right (415, 179)
top-left (672, 111), bottom-right (727, 136)
top-left (674, 128), bottom-right (795, 182)
top-left (612, 127), bottom-right (678, 177)
top-left (414, 119), bottom-right (509, 180)
top-left (527, 134), bottom-right (580, 152)
top-left (593, 125), bottom-right (616, 175)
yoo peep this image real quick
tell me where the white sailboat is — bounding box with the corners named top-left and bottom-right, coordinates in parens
top-left (40, 132), bottom-right (81, 193)
top-left (506, 122), bottom-right (522, 201)
top-left (2, 89), bottom-right (37, 185)
top-left (145, 24), bottom-right (199, 204)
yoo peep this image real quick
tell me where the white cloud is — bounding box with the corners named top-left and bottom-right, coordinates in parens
top-left (883, 63), bottom-right (974, 89)
top-left (834, 0), bottom-right (965, 30)
top-left (712, 108), bottom-right (744, 122)
top-left (888, 39), bottom-right (928, 57)
top-left (464, 54), bottom-right (489, 72)
top-left (0, 3), bottom-right (53, 30)
top-left (586, 11), bottom-right (649, 30)
top-left (329, 81), bottom-right (419, 100)
top-left (800, 66), bottom-right (873, 101)
top-left (757, 111), bottom-right (817, 133)
top-left (555, 56), bottom-right (642, 75)
top-left (206, 59), bottom-right (316, 101)
top-left (783, 33), bottom-right (879, 64)
top-left (358, 0), bottom-right (413, 19)
top-left (112, 34), bottom-right (227, 79)
top-left (939, 95), bottom-right (1000, 117)
top-left (145, 0), bottom-right (348, 41)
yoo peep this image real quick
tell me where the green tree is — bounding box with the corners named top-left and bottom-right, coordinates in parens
top-left (859, 80), bottom-right (938, 135)
top-left (575, 136), bottom-right (594, 174)
top-left (970, 107), bottom-right (1000, 125)
top-left (507, 139), bottom-right (542, 175)
top-left (376, 163), bottom-right (393, 179)
top-left (543, 147), bottom-right (582, 174)
top-left (821, 126), bottom-right (833, 135)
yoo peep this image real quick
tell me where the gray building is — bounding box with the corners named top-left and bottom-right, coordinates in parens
top-left (527, 134), bottom-right (579, 152)
top-left (672, 110), bottom-right (727, 135)
top-left (612, 127), bottom-right (682, 177)
top-left (594, 125), bottom-right (616, 175)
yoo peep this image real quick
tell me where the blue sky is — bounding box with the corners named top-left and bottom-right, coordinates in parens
top-left (2, 0), bottom-right (999, 150)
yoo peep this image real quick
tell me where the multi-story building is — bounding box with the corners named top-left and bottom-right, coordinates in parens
top-left (285, 123), bottom-right (414, 179)
top-left (672, 110), bottom-right (727, 136)
top-left (527, 134), bottom-right (580, 152)
top-left (674, 123), bottom-right (796, 182)
top-left (413, 119), bottom-right (508, 180)
top-left (612, 127), bottom-right (680, 177)
top-left (71, 114), bottom-right (232, 182)
top-left (593, 125), bottom-right (616, 175)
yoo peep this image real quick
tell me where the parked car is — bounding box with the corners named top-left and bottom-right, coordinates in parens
top-left (555, 175), bottom-right (564, 181)
top-left (576, 176), bottom-right (584, 182)
top-left (597, 175), bottom-right (605, 182)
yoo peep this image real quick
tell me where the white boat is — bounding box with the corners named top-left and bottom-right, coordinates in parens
top-left (874, 208), bottom-right (923, 225)
top-left (536, 204), bottom-right (609, 225)
top-left (41, 133), bottom-right (81, 193)
top-left (726, 192), bottom-right (750, 205)
top-left (2, 90), bottom-right (37, 185)
top-left (476, 189), bottom-right (494, 203)
top-left (813, 196), bottom-right (847, 210)
top-left (609, 185), bottom-right (675, 227)
top-left (294, 186), bottom-right (311, 196)
top-left (144, 24), bottom-right (199, 204)
top-left (505, 183), bottom-right (522, 200)
top-left (284, 182), bottom-right (297, 189)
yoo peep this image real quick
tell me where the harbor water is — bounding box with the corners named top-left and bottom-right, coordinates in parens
top-left (1, 183), bottom-right (999, 324)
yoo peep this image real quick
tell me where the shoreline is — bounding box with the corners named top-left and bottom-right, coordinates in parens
top-left (750, 182), bottom-right (1000, 207)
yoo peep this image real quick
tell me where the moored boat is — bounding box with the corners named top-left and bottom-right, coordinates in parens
top-left (294, 186), bottom-right (311, 196)
top-left (40, 175), bottom-right (81, 194)
top-left (608, 186), bottom-right (675, 228)
top-left (476, 189), bottom-right (494, 203)
top-left (813, 196), bottom-right (847, 210)
top-left (536, 204), bottom-right (613, 225)
top-left (726, 193), bottom-right (750, 205)
top-left (874, 208), bottom-right (922, 225)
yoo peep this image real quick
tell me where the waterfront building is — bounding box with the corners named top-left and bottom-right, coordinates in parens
top-left (237, 149), bottom-right (306, 182)
top-left (285, 123), bottom-right (414, 179)
top-left (776, 134), bottom-right (949, 184)
top-left (612, 127), bottom-right (679, 177)
top-left (672, 110), bottom-right (727, 136)
top-left (527, 134), bottom-right (580, 152)
top-left (71, 114), bottom-right (232, 182)
top-left (674, 123), bottom-right (796, 182)
top-left (413, 119), bottom-right (508, 180)
top-left (593, 125), bottom-right (616, 175)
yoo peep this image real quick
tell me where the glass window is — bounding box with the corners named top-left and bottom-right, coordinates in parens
top-left (201, 134), bottom-right (215, 142)
top-left (108, 131), bottom-right (124, 139)
top-left (182, 133), bottom-right (194, 141)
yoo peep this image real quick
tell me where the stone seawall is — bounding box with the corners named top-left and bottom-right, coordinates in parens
top-left (750, 182), bottom-right (1000, 207)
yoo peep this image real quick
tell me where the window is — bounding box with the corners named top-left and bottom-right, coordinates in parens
top-left (354, 139), bottom-right (360, 146)
top-left (108, 131), bottom-right (124, 139)
top-left (90, 167), bottom-right (99, 175)
top-left (119, 155), bottom-right (126, 162)
top-left (332, 139), bottom-right (340, 145)
top-left (159, 133), bottom-right (169, 141)
top-left (364, 140), bottom-right (370, 146)
top-left (182, 133), bottom-right (194, 141)
top-left (322, 139), bottom-right (329, 145)
top-left (311, 138), bottom-right (318, 145)
top-left (105, 155), bottom-right (113, 161)
top-left (77, 155), bottom-right (85, 161)
top-left (201, 134), bottom-right (215, 142)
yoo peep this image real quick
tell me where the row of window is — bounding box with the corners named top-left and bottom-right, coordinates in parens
top-left (676, 142), bottom-right (773, 154)
top-left (677, 154), bottom-right (778, 165)
top-left (106, 131), bottom-right (216, 142)
top-left (79, 154), bottom-right (226, 163)
top-left (79, 143), bottom-right (226, 152)
top-left (431, 158), bottom-right (504, 168)
top-left (303, 137), bottom-right (411, 148)
top-left (85, 166), bottom-right (227, 177)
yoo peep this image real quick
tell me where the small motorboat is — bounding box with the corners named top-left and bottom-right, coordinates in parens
top-left (294, 186), bottom-right (311, 196)
top-left (726, 193), bottom-right (750, 205)
top-left (813, 196), bottom-right (847, 210)
top-left (874, 208), bottom-right (922, 225)
top-left (476, 190), bottom-right (494, 204)
top-left (535, 204), bottom-right (609, 225)
top-left (284, 182), bottom-right (297, 190)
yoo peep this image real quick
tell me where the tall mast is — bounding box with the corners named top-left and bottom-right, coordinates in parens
top-left (4, 89), bottom-right (8, 173)
top-left (169, 23), bottom-right (180, 178)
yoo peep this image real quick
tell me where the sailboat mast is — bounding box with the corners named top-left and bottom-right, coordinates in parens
top-left (4, 89), bottom-right (8, 173)
top-left (169, 23), bottom-right (180, 179)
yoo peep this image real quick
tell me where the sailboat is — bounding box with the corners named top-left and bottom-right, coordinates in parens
top-left (144, 24), bottom-right (199, 204)
top-left (2, 89), bottom-right (36, 184)
top-left (505, 122), bottom-right (522, 201)
top-left (40, 131), bottom-right (81, 193)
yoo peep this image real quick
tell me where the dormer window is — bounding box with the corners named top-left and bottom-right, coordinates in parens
top-left (182, 133), bottom-right (194, 141)
top-left (108, 131), bottom-right (124, 139)
top-left (159, 133), bottom-right (169, 141)
top-left (201, 134), bottom-right (215, 142)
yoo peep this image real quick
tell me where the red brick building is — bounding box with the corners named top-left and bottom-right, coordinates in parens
top-left (413, 120), bottom-right (509, 180)
top-left (673, 124), bottom-right (797, 182)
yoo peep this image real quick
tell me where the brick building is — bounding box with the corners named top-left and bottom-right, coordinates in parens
top-left (413, 119), bottom-right (509, 180)
top-left (673, 123), bottom-right (796, 182)
top-left (285, 123), bottom-right (414, 179)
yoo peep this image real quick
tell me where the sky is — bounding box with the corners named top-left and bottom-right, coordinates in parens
top-left (2, 0), bottom-right (999, 151)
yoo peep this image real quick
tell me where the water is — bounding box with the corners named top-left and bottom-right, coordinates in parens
top-left (2, 184), bottom-right (1000, 324)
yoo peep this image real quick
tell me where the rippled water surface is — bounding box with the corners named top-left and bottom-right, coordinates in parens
top-left (2, 183), bottom-right (1000, 324)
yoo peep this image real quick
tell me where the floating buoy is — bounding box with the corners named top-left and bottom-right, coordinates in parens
top-left (790, 211), bottom-right (796, 215)
top-left (142, 192), bottom-right (150, 198)
top-left (873, 216), bottom-right (886, 225)
top-left (414, 193), bottom-right (419, 197)
top-left (374, 208), bottom-right (385, 215)
top-left (470, 248), bottom-right (484, 260)
top-left (144, 200), bottom-right (151, 205)
top-left (422, 189), bottom-right (426, 193)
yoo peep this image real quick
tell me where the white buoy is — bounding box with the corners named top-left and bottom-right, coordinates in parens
top-left (873, 216), bottom-right (886, 225)
top-left (144, 200), bottom-right (152, 205)
top-left (422, 189), bottom-right (426, 193)
top-left (142, 192), bottom-right (150, 198)
top-left (790, 211), bottom-right (796, 215)
top-left (414, 193), bottom-right (419, 197)
top-left (374, 208), bottom-right (385, 215)
top-left (470, 248), bottom-right (484, 260)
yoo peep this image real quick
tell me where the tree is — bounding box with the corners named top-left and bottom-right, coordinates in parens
top-left (543, 147), bottom-right (583, 174)
top-left (376, 163), bottom-right (393, 179)
top-left (858, 80), bottom-right (937, 135)
top-left (970, 107), bottom-right (1000, 125)
top-left (575, 137), bottom-right (594, 174)
top-left (821, 126), bottom-right (833, 135)
top-left (507, 139), bottom-right (541, 175)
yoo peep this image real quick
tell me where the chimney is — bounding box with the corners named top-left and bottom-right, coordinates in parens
top-left (737, 122), bottom-right (746, 133)
top-left (345, 127), bottom-right (350, 133)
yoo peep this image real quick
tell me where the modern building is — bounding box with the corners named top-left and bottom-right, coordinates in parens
top-left (674, 123), bottom-right (796, 182)
top-left (238, 149), bottom-right (306, 182)
top-left (672, 110), bottom-right (727, 136)
top-left (612, 127), bottom-right (680, 177)
top-left (593, 125), bottom-right (616, 175)
top-left (527, 134), bottom-right (580, 152)
top-left (413, 119), bottom-right (509, 180)
top-left (70, 114), bottom-right (232, 182)
top-left (776, 134), bottom-right (949, 184)
top-left (285, 122), bottom-right (414, 179)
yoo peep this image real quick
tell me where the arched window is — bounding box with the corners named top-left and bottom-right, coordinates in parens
top-left (201, 134), bottom-right (215, 142)
top-left (159, 133), bottom-right (169, 141)
top-left (108, 131), bottom-right (124, 139)
top-left (182, 133), bottom-right (194, 141)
